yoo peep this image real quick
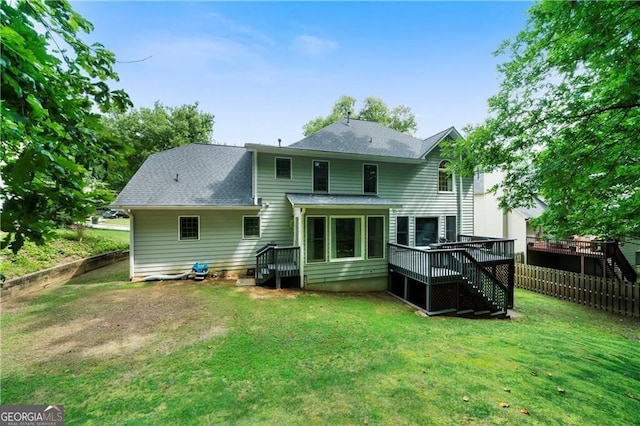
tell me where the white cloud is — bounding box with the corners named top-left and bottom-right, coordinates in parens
top-left (292, 35), bottom-right (337, 57)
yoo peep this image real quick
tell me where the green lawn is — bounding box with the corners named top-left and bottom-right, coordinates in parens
top-left (1, 262), bottom-right (639, 425)
top-left (0, 228), bottom-right (129, 279)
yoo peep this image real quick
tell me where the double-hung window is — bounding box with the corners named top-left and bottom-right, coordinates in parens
top-left (313, 160), bottom-right (329, 192)
top-left (367, 216), bottom-right (384, 259)
top-left (243, 216), bottom-right (260, 239)
top-left (307, 217), bottom-right (326, 262)
top-left (363, 164), bottom-right (378, 194)
top-left (179, 216), bottom-right (200, 241)
top-left (275, 157), bottom-right (291, 179)
top-left (445, 216), bottom-right (457, 242)
top-left (438, 160), bottom-right (453, 192)
top-left (396, 216), bottom-right (409, 245)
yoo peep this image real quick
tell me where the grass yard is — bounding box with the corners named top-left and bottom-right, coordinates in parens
top-left (0, 227), bottom-right (129, 279)
top-left (1, 261), bottom-right (639, 425)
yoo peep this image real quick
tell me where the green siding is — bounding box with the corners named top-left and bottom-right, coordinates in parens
top-left (254, 147), bottom-right (474, 289)
top-left (131, 209), bottom-right (264, 278)
top-left (302, 208), bottom-right (389, 289)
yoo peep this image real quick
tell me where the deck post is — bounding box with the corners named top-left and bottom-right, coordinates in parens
top-left (404, 276), bottom-right (408, 300)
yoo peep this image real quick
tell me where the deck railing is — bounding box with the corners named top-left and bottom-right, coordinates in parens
top-left (255, 244), bottom-right (300, 288)
top-left (388, 244), bottom-right (462, 284)
top-left (527, 237), bottom-right (637, 282)
top-left (526, 236), bottom-right (605, 257)
top-left (447, 235), bottom-right (515, 262)
top-left (388, 243), bottom-right (508, 314)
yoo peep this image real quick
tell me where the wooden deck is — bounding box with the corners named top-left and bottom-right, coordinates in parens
top-left (388, 242), bottom-right (511, 317)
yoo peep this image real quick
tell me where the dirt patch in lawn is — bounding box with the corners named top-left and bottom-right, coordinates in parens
top-left (236, 285), bottom-right (301, 300)
top-left (3, 280), bottom-right (228, 367)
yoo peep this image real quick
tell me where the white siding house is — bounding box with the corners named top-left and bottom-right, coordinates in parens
top-left (474, 171), bottom-right (546, 257)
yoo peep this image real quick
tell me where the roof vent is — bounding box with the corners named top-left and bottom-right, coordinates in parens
top-left (174, 173), bottom-right (179, 182)
top-left (278, 138), bottom-right (281, 147)
top-left (347, 111), bottom-right (350, 124)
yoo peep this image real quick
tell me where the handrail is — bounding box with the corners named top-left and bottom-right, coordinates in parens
top-left (455, 249), bottom-right (508, 312)
top-left (609, 244), bottom-right (638, 282)
top-left (255, 244), bottom-right (300, 286)
top-left (387, 243), bottom-right (508, 313)
top-left (433, 239), bottom-right (515, 261)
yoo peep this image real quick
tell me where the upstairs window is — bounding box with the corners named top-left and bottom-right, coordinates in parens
top-left (179, 216), bottom-right (200, 241)
top-left (275, 157), bottom-right (291, 179)
top-left (313, 160), bottom-right (329, 192)
top-left (363, 164), bottom-right (378, 194)
top-left (438, 160), bottom-right (453, 192)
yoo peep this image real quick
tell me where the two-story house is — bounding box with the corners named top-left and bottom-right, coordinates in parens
top-left (112, 119), bottom-right (474, 292)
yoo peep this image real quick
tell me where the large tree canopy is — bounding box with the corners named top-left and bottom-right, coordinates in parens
top-left (303, 95), bottom-right (418, 136)
top-left (446, 0), bottom-right (640, 239)
top-left (101, 101), bottom-right (215, 191)
top-left (1, 0), bottom-right (131, 252)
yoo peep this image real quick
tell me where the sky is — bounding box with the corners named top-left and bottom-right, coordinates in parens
top-left (72, 1), bottom-right (533, 146)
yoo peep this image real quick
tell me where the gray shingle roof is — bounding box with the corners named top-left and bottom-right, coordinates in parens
top-left (287, 119), bottom-right (457, 159)
top-left (516, 197), bottom-right (547, 219)
top-left (287, 193), bottom-right (400, 207)
top-left (112, 144), bottom-right (254, 207)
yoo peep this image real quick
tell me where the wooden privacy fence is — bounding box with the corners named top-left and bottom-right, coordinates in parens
top-left (515, 263), bottom-right (639, 318)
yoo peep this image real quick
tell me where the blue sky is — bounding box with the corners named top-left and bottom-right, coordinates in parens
top-left (73, 1), bottom-right (532, 146)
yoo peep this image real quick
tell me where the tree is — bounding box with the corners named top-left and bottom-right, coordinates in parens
top-left (1, 0), bottom-right (132, 253)
top-left (445, 0), bottom-right (640, 239)
top-left (101, 102), bottom-right (215, 191)
top-left (303, 95), bottom-right (417, 136)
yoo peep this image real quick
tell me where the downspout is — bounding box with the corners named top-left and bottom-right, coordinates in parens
top-left (298, 207), bottom-right (306, 288)
top-left (128, 209), bottom-right (134, 280)
top-left (456, 171), bottom-right (463, 238)
top-left (252, 150), bottom-right (258, 205)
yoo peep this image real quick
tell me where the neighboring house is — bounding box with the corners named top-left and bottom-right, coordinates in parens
top-left (474, 171), bottom-right (546, 258)
top-left (474, 172), bottom-right (638, 282)
top-left (112, 119), bottom-right (474, 292)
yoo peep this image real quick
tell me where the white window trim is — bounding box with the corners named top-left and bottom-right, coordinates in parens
top-left (242, 215), bottom-right (261, 239)
top-left (275, 157), bottom-right (292, 180)
top-left (367, 215), bottom-right (386, 259)
top-left (178, 215), bottom-right (200, 241)
top-left (444, 215), bottom-right (457, 242)
top-left (438, 159), bottom-right (454, 193)
top-left (306, 215), bottom-right (328, 264)
top-left (312, 159), bottom-right (330, 193)
top-left (329, 215), bottom-right (365, 263)
top-left (363, 163), bottom-right (378, 195)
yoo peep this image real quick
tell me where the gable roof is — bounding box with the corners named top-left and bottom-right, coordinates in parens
top-left (284, 119), bottom-right (460, 160)
top-left (112, 144), bottom-right (255, 208)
